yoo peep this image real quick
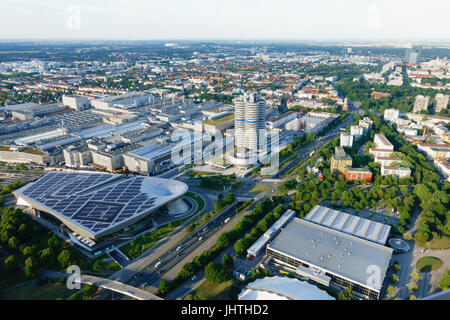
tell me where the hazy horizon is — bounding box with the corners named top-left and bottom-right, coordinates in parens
top-left (0, 0), bottom-right (449, 41)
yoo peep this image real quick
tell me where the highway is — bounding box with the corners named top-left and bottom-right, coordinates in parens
top-left (128, 201), bottom-right (240, 290)
top-left (273, 112), bottom-right (355, 180)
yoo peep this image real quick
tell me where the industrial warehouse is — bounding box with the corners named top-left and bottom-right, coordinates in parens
top-left (265, 206), bottom-right (394, 300)
top-left (13, 172), bottom-right (189, 252)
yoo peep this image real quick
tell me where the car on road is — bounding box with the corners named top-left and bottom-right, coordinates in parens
top-left (154, 261), bottom-right (162, 268)
top-left (224, 218), bottom-right (231, 224)
top-left (176, 246), bottom-right (181, 251)
top-left (191, 275), bottom-right (197, 281)
top-left (198, 237), bottom-right (203, 241)
top-left (140, 282), bottom-right (147, 288)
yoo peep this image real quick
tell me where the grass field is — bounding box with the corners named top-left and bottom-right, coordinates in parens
top-left (186, 191), bottom-right (205, 213)
top-left (119, 222), bottom-right (183, 259)
top-left (1, 278), bottom-right (74, 300)
top-left (416, 256), bottom-right (444, 272)
top-left (192, 280), bottom-right (235, 300)
top-left (250, 184), bottom-right (270, 194)
top-left (420, 236), bottom-right (450, 249)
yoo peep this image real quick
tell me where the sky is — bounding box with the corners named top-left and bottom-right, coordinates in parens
top-left (0, 0), bottom-right (449, 40)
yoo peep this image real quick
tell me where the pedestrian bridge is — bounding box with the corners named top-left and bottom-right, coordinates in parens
top-left (77, 274), bottom-right (163, 300)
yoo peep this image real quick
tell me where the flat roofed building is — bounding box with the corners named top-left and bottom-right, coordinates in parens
top-left (304, 205), bottom-right (391, 245)
top-left (247, 209), bottom-right (295, 258)
top-left (63, 144), bottom-right (92, 168)
top-left (343, 166), bottom-right (373, 182)
top-left (374, 156), bottom-right (402, 167)
top-left (434, 158), bottom-right (450, 181)
top-left (267, 111), bottom-right (297, 130)
top-left (435, 94), bottom-right (449, 113)
top-left (0, 146), bottom-right (50, 165)
top-left (330, 153), bottom-right (352, 174)
top-left (266, 217), bottom-right (393, 300)
top-left (369, 148), bottom-right (394, 158)
top-left (350, 126), bottom-right (364, 139)
top-left (384, 109), bottom-right (400, 122)
top-left (381, 165), bottom-right (411, 178)
top-left (62, 95), bottom-right (91, 111)
top-left (413, 95), bottom-right (430, 113)
top-left (374, 134), bottom-right (394, 151)
top-left (340, 132), bottom-right (353, 147)
top-left (417, 143), bottom-right (450, 160)
top-left (123, 143), bottom-right (174, 175)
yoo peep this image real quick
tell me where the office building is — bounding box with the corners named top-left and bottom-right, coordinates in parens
top-left (413, 95), bottom-right (430, 113)
top-left (381, 166), bottom-right (411, 178)
top-left (235, 93), bottom-right (266, 152)
top-left (404, 46), bottom-right (421, 64)
top-left (62, 95), bottom-right (91, 111)
top-left (435, 94), bottom-right (449, 113)
top-left (350, 126), bottom-right (364, 140)
top-left (340, 133), bottom-right (353, 148)
top-left (330, 150), bottom-right (352, 174)
top-left (384, 109), bottom-right (401, 122)
top-left (374, 134), bottom-right (394, 151)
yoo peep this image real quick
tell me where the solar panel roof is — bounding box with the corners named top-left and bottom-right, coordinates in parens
top-left (14, 172), bottom-right (188, 239)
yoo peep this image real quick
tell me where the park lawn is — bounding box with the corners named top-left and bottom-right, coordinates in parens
top-left (0, 271), bottom-right (28, 292)
top-left (416, 256), bottom-right (444, 272)
top-left (186, 192), bottom-right (205, 213)
top-left (106, 261), bottom-right (121, 272)
top-left (420, 236), bottom-right (450, 249)
top-left (194, 280), bottom-right (234, 300)
top-left (20, 282), bottom-right (74, 300)
top-left (250, 184), bottom-right (270, 195)
top-left (191, 170), bottom-right (216, 177)
top-left (119, 221), bottom-right (183, 259)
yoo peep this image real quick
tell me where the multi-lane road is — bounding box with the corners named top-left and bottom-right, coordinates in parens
top-left (273, 112), bottom-right (355, 180)
top-left (128, 201), bottom-right (240, 291)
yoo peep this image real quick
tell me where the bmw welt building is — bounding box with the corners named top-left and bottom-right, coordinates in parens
top-left (14, 172), bottom-right (188, 251)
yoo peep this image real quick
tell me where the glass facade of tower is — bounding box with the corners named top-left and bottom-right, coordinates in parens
top-left (234, 93), bottom-right (266, 152)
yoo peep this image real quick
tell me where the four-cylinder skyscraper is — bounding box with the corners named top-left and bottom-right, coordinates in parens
top-left (234, 92), bottom-right (266, 153)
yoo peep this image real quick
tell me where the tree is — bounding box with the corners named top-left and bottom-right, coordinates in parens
top-left (205, 262), bottom-right (229, 283)
top-left (187, 222), bottom-right (197, 233)
top-left (390, 274), bottom-right (400, 283)
top-left (24, 257), bottom-right (35, 279)
top-left (414, 232), bottom-right (429, 244)
top-left (82, 284), bottom-right (98, 299)
top-left (8, 236), bottom-right (19, 250)
top-left (4, 255), bottom-right (18, 271)
top-left (408, 281), bottom-right (418, 292)
top-left (92, 259), bottom-right (106, 272)
top-left (58, 249), bottom-right (74, 269)
top-left (337, 287), bottom-right (354, 300)
top-left (221, 254), bottom-right (234, 270)
top-left (216, 233), bottom-right (231, 249)
top-left (40, 248), bottom-right (54, 266)
top-left (439, 269), bottom-right (450, 291)
top-left (411, 271), bottom-right (422, 282)
top-left (234, 239), bottom-right (247, 256)
top-left (386, 285), bottom-right (397, 297)
top-left (179, 262), bottom-right (196, 279)
top-left (159, 279), bottom-right (171, 295)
